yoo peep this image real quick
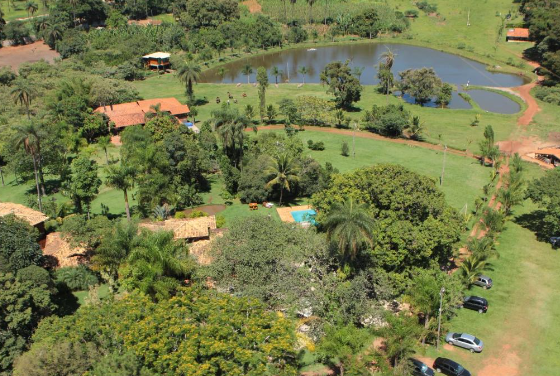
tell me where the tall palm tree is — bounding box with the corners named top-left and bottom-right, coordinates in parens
top-left (271, 66), bottom-right (283, 84)
top-left (307, 0), bottom-right (316, 23)
top-left (264, 153), bottom-right (300, 206)
top-left (10, 78), bottom-right (37, 119)
top-left (241, 64), bottom-right (253, 84)
top-left (460, 254), bottom-right (488, 287)
top-left (211, 105), bottom-right (252, 167)
top-left (44, 23), bottom-right (64, 49)
top-left (97, 135), bottom-right (111, 164)
top-left (322, 198), bottom-right (376, 262)
top-left (105, 164), bottom-right (135, 221)
top-left (176, 61), bottom-right (201, 101)
top-left (298, 66), bottom-right (308, 84)
top-left (13, 123), bottom-right (44, 212)
top-left (25, 1), bottom-right (38, 17)
top-left (380, 47), bottom-right (396, 70)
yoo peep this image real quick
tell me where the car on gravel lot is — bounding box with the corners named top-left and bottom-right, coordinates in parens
top-left (445, 332), bottom-right (484, 353)
top-left (473, 274), bottom-right (493, 289)
top-left (409, 358), bottom-right (434, 376)
top-left (462, 295), bottom-right (488, 313)
top-left (433, 357), bottom-right (471, 376)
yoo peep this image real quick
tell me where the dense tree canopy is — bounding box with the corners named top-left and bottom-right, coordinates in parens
top-left (320, 61), bottom-right (363, 109)
top-left (526, 168), bottom-right (560, 237)
top-left (0, 215), bottom-right (43, 274)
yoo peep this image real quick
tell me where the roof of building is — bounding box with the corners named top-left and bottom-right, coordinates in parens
top-left (0, 202), bottom-right (48, 226)
top-left (139, 216), bottom-right (217, 239)
top-left (42, 232), bottom-right (87, 268)
top-left (507, 28), bottom-right (530, 38)
top-left (94, 98), bottom-right (190, 128)
top-left (535, 148), bottom-right (560, 159)
top-left (142, 52), bottom-right (170, 59)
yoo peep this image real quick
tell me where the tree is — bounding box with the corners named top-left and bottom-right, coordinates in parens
top-left (436, 83), bottom-right (453, 108)
top-left (256, 66), bottom-right (269, 123)
top-left (320, 61), bottom-right (363, 109)
top-left (526, 168), bottom-right (560, 238)
top-left (307, 0), bottom-right (316, 23)
top-left (279, 98), bottom-right (300, 126)
top-left (11, 78), bottom-right (37, 119)
top-left (478, 125), bottom-right (499, 166)
top-left (120, 230), bottom-right (194, 300)
top-left (322, 198), bottom-right (376, 264)
top-left (298, 65), bottom-right (308, 84)
top-left (242, 64), bottom-right (253, 84)
top-left (383, 314), bottom-right (421, 369)
top-left (460, 253), bottom-right (488, 286)
top-left (12, 122), bottom-right (45, 210)
top-left (266, 104), bottom-right (277, 122)
top-left (176, 61), bottom-right (201, 101)
top-left (97, 135), bottom-right (111, 164)
top-left (264, 153), bottom-right (300, 205)
top-left (0, 271), bottom-right (56, 374)
top-left (312, 165), bottom-right (462, 275)
top-left (105, 164), bottom-right (135, 221)
top-left (25, 1), bottom-right (38, 17)
top-left (341, 141), bottom-right (349, 156)
top-left (398, 68), bottom-right (443, 105)
top-left (316, 324), bottom-right (372, 376)
top-left (271, 66), bottom-right (283, 84)
top-left (211, 105), bottom-right (252, 167)
top-left (0, 214), bottom-right (43, 274)
top-left (23, 290), bottom-right (297, 376)
top-left (66, 155), bottom-right (101, 219)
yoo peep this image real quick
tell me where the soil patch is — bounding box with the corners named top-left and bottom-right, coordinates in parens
top-left (241, 0), bottom-right (262, 13)
top-left (478, 344), bottom-right (521, 376)
top-left (512, 82), bottom-right (540, 126)
top-left (183, 204), bottom-right (226, 216)
top-left (0, 41), bottom-right (60, 71)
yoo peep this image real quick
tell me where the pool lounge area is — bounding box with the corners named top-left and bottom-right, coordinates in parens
top-left (276, 205), bottom-right (317, 225)
top-left (291, 209), bottom-right (317, 224)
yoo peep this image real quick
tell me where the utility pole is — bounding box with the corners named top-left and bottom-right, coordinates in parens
top-left (437, 287), bottom-right (445, 350)
top-left (440, 145), bottom-right (447, 186)
top-left (352, 122), bottom-right (356, 158)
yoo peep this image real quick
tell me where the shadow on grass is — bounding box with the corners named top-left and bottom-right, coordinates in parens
top-left (514, 209), bottom-right (556, 243)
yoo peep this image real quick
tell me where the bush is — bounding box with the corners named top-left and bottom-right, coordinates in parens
top-left (216, 215), bottom-right (226, 228)
top-left (189, 210), bottom-right (208, 218)
top-left (174, 211), bottom-right (187, 219)
top-left (55, 266), bottom-right (99, 291)
top-left (287, 25), bottom-right (308, 44)
top-left (0, 67), bottom-right (16, 85)
top-left (416, 1), bottom-right (437, 13)
top-left (404, 9), bottom-right (419, 17)
top-left (341, 141), bottom-right (350, 156)
top-left (307, 140), bottom-right (325, 151)
top-left (534, 86), bottom-right (560, 105)
top-left (362, 104), bottom-right (410, 137)
top-left (4, 21), bottom-right (30, 45)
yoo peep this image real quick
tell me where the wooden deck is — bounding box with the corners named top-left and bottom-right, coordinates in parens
top-left (276, 205), bottom-right (311, 223)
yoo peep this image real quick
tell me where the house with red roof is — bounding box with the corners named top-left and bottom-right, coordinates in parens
top-left (506, 28), bottom-right (531, 42)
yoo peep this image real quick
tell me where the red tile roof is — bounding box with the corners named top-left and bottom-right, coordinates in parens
top-left (95, 98), bottom-right (190, 128)
top-left (507, 28), bottom-right (530, 39)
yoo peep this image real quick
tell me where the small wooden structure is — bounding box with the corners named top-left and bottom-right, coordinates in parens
top-left (506, 28), bottom-right (531, 42)
top-left (534, 148), bottom-right (560, 167)
top-left (142, 52), bottom-right (171, 70)
top-left (139, 216), bottom-right (217, 241)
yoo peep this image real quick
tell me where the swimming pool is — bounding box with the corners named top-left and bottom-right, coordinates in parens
top-left (291, 209), bottom-right (317, 224)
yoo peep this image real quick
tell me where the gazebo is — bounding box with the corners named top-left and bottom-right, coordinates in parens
top-left (142, 52), bottom-right (171, 70)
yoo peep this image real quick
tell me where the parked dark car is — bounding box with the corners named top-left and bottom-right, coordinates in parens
top-left (433, 357), bottom-right (471, 376)
top-left (409, 358), bottom-right (435, 376)
top-left (473, 274), bottom-right (493, 289)
top-left (550, 236), bottom-right (560, 248)
top-left (462, 295), bottom-right (488, 313)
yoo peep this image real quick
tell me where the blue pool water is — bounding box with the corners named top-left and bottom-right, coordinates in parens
top-left (291, 209), bottom-right (317, 224)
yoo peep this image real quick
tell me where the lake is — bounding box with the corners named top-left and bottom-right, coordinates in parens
top-left (200, 43), bottom-right (526, 112)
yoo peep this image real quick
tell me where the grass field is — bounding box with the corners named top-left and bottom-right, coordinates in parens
top-left (1, 0), bottom-right (48, 21)
top-left (133, 77), bottom-right (522, 152)
top-left (418, 200), bottom-right (560, 375)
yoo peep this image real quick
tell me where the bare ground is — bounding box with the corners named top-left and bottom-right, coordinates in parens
top-left (241, 0), bottom-right (262, 13)
top-left (0, 41), bottom-right (60, 71)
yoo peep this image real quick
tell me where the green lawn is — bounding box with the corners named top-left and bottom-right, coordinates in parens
top-left (72, 284), bottom-right (110, 306)
top-left (1, 0), bottom-right (48, 21)
top-left (133, 77), bottom-right (522, 152)
top-left (417, 200), bottom-right (560, 375)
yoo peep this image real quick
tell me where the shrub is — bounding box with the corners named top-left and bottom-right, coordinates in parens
top-left (189, 210), bottom-right (208, 218)
top-left (341, 141), bottom-right (350, 156)
top-left (174, 211), bottom-right (187, 219)
top-left (216, 215), bottom-right (226, 228)
top-left (55, 266), bottom-right (99, 291)
top-left (287, 25), bottom-right (308, 44)
top-left (534, 86), bottom-right (560, 106)
top-left (307, 141), bottom-right (325, 151)
top-left (4, 21), bottom-right (30, 46)
top-left (404, 9), bottom-right (419, 17)
top-left (457, 42), bottom-right (466, 50)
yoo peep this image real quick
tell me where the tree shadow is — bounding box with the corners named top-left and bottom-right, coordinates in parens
top-left (514, 209), bottom-right (555, 243)
top-left (53, 283), bottom-right (80, 317)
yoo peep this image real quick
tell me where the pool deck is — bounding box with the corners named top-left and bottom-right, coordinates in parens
top-left (276, 205), bottom-right (312, 223)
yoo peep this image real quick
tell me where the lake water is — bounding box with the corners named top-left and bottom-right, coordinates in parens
top-left (200, 43), bottom-right (526, 113)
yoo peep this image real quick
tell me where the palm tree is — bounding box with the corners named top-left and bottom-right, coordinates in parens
top-left (97, 135), bottom-right (111, 164)
top-left (125, 230), bottom-right (193, 300)
top-left (176, 61), bottom-right (201, 101)
top-left (105, 164), bottom-right (135, 221)
top-left (44, 23), bottom-right (64, 49)
top-left (13, 123), bottom-right (44, 212)
top-left (211, 105), bottom-right (252, 167)
top-left (241, 64), bottom-right (253, 84)
top-left (380, 47), bottom-right (396, 70)
top-left (322, 198), bottom-right (376, 262)
top-left (307, 0), bottom-right (316, 23)
top-left (264, 153), bottom-right (300, 206)
top-left (298, 66), bottom-right (308, 84)
top-left (10, 78), bottom-right (37, 119)
top-left (271, 66), bottom-right (283, 84)
top-left (25, 1), bottom-right (38, 17)
top-left (460, 254), bottom-right (488, 286)
top-left (189, 106), bottom-right (198, 124)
